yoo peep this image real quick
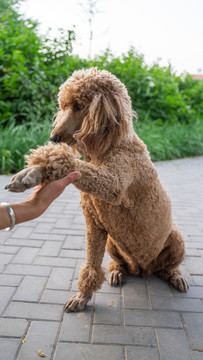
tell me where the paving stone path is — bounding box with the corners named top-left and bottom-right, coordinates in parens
top-left (0, 156), bottom-right (203, 360)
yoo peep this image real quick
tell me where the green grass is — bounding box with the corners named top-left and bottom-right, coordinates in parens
top-left (0, 120), bottom-right (51, 174)
top-left (0, 119), bottom-right (203, 174)
top-left (135, 119), bottom-right (203, 161)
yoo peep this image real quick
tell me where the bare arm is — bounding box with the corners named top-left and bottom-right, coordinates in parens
top-left (1, 172), bottom-right (80, 230)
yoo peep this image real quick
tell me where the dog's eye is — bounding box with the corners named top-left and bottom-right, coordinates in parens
top-left (73, 103), bottom-right (84, 112)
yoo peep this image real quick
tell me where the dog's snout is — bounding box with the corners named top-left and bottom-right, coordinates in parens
top-left (50, 134), bottom-right (61, 143)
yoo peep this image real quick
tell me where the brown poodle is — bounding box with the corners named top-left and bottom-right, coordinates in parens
top-left (6, 67), bottom-right (188, 311)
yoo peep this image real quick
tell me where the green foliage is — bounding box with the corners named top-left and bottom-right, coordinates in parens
top-left (0, 0), bottom-right (77, 126)
top-left (88, 49), bottom-right (203, 124)
top-left (0, 0), bottom-right (203, 173)
top-left (1, 119), bottom-right (202, 174)
top-left (135, 119), bottom-right (203, 161)
top-left (0, 120), bottom-right (50, 173)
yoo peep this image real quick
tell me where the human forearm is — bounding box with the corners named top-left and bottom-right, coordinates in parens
top-left (0, 205), bottom-right (12, 230)
top-left (2, 172), bottom-right (81, 231)
top-left (0, 201), bottom-right (39, 230)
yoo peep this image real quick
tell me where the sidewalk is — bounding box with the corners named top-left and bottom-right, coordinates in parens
top-left (0, 156), bottom-right (203, 360)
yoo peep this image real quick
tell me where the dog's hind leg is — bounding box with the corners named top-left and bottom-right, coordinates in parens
top-left (107, 236), bottom-right (132, 286)
top-left (150, 225), bottom-right (189, 292)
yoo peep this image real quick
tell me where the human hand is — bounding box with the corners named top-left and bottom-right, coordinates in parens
top-left (26, 171), bottom-right (81, 218)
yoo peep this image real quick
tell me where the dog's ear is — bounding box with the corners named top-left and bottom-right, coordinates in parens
top-left (76, 92), bottom-right (131, 155)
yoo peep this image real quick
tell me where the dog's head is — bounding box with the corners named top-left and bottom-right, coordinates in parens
top-left (50, 67), bottom-right (134, 156)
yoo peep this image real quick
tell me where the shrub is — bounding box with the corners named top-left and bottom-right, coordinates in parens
top-left (0, 0), bottom-right (203, 173)
top-left (88, 49), bottom-right (203, 124)
top-left (0, 0), bottom-right (77, 126)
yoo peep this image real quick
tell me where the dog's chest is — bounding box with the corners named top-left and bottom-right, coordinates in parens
top-left (81, 192), bottom-right (130, 234)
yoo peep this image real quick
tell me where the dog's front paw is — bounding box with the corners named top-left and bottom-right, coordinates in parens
top-left (108, 270), bottom-right (122, 286)
top-left (5, 167), bottom-right (43, 192)
top-left (65, 292), bottom-right (92, 312)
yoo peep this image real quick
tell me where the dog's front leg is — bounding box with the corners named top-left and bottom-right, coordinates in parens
top-left (65, 220), bottom-right (107, 312)
top-left (5, 143), bottom-right (76, 192)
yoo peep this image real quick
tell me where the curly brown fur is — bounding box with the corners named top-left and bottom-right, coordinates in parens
top-left (78, 265), bottom-right (106, 293)
top-left (7, 68), bottom-right (188, 311)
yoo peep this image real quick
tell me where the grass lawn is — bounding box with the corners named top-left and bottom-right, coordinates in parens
top-left (0, 119), bottom-right (203, 174)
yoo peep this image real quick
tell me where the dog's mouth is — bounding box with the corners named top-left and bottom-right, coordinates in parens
top-left (50, 133), bottom-right (77, 146)
top-left (67, 137), bottom-right (77, 146)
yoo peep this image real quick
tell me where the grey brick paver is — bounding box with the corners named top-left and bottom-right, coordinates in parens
top-left (151, 295), bottom-right (203, 312)
top-left (11, 227), bottom-right (34, 239)
top-left (0, 157), bottom-right (203, 359)
top-left (0, 274), bottom-right (22, 286)
top-left (54, 228), bottom-right (86, 236)
top-left (12, 247), bottom-right (39, 264)
top-left (156, 328), bottom-right (193, 360)
top-left (0, 286), bottom-right (16, 315)
top-left (46, 267), bottom-right (74, 290)
top-left (13, 276), bottom-right (47, 302)
top-left (94, 293), bottom-right (122, 325)
top-left (172, 285), bottom-right (203, 298)
top-left (5, 238), bottom-right (44, 247)
top-left (126, 346), bottom-right (160, 360)
top-left (40, 290), bottom-right (74, 304)
top-left (60, 308), bottom-right (93, 342)
top-left (54, 343), bottom-right (124, 360)
top-left (0, 318), bottom-right (28, 337)
top-left (5, 264), bottom-right (52, 276)
top-left (0, 232), bottom-right (10, 243)
top-left (33, 256), bottom-right (76, 268)
top-left (124, 309), bottom-right (182, 328)
top-left (194, 352), bottom-right (203, 360)
top-left (146, 275), bottom-right (173, 297)
top-left (63, 235), bottom-right (84, 249)
top-left (54, 218), bottom-right (73, 229)
top-left (93, 324), bottom-right (156, 346)
top-left (0, 245), bottom-right (19, 254)
top-left (192, 276), bottom-right (203, 286)
top-left (98, 280), bottom-right (121, 294)
top-left (29, 233), bottom-right (65, 241)
top-left (60, 249), bottom-right (86, 258)
top-left (33, 223), bottom-right (54, 233)
top-left (0, 253), bottom-right (14, 266)
top-left (123, 280), bottom-right (150, 309)
top-left (39, 241), bottom-right (62, 256)
top-left (0, 338), bottom-right (20, 360)
top-left (4, 302), bottom-right (63, 320)
top-left (185, 257), bottom-right (203, 275)
top-left (182, 313), bottom-right (203, 350)
top-left (17, 320), bottom-right (60, 360)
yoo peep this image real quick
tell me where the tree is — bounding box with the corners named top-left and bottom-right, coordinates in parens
top-left (78, 0), bottom-right (101, 58)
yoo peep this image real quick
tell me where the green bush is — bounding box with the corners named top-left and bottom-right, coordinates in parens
top-left (0, 0), bottom-right (78, 126)
top-left (135, 119), bottom-right (203, 161)
top-left (88, 49), bottom-right (203, 124)
top-left (1, 118), bottom-right (202, 174)
top-left (0, 120), bottom-right (50, 173)
top-left (0, 0), bottom-right (203, 173)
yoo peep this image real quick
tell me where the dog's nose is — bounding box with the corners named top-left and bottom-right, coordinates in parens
top-left (50, 134), bottom-right (61, 143)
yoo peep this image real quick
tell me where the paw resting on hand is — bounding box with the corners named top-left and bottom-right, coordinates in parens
top-left (5, 167), bottom-right (43, 192)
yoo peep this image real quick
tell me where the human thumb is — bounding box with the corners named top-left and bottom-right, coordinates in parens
top-left (63, 171), bottom-right (81, 185)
